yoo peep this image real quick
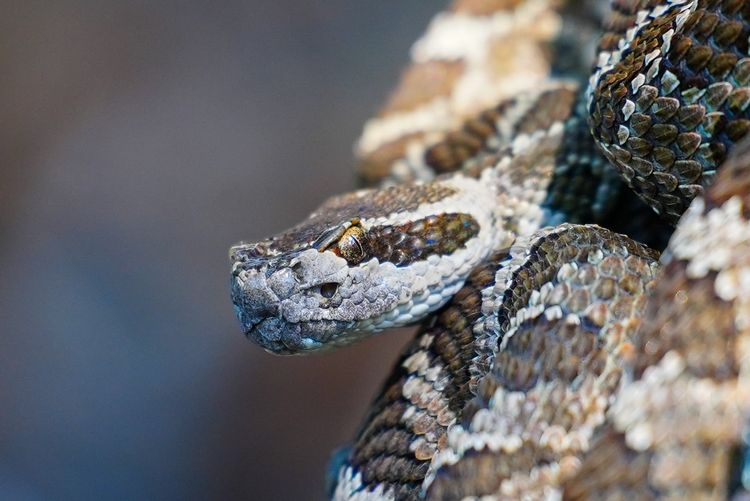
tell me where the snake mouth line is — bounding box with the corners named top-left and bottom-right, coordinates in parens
top-left (260, 338), bottom-right (324, 356)
top-left (244, 317), bottom-right (341, 355)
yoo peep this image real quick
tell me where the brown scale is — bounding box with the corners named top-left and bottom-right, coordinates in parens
top-left (354, 0), bottom-right (556, 186)
top-left (424, 86), bottom-right (579, 176)
top-left (356, 0), bottom-right (602, 186)
top-left (341, 251), bottom-right (509, 499)
top-left (426, 226), bottom-right (659, 500)
top-left (567, 423), bottom-right (745, 499)
top-left (424, 104), bottom-right (506, 175)
top-left (356, 132), bottom-right (429, 184)
top-left (631, 259), bottom-right (739, 380)
top-left (561, 136), bottom-right (750, 500)
top-left (562, 259), bottom-right (744, 498)
top-left (232, 183), bottom-right (457, 259)
top-left (330, 213), bottom-right (479, 267)
top-left (427, 448), bottom-right (541, 501)
top-left (629, 138), bottom-right (750, 380)
top-left (565, 427), bottom-right (739, 500)
top-left (451, 0), bottom-right (525, 16)
top-left (515, 85), bottom-right (579, 136)
top-left (561, 428), bottom-right (658, 500)
top-left (494, 226), bottom-right (657, 337)
top-left (599, 0), bottom-right (663, 53)
top-left (590, 0), bottom-right (750, 223)
top-left (380, 61), bottom-right (466, 117)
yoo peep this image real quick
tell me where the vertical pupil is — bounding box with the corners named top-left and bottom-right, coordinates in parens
top-left (346, 236), bottom-right (360, 253)
top-left (341, 234), bottom-right (364, 263)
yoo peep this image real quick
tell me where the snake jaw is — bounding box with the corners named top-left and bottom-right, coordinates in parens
top-left (246, 318), bottom-right (348, 355)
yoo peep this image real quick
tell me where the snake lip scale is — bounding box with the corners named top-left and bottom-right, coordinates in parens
top-left (230, 0), bottom-right (750, 499)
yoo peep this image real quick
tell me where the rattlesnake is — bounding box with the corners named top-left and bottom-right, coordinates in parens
top-left (230, 1), bottom-right (750, 498)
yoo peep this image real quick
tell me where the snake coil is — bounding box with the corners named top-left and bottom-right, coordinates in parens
top-left (230, 1), bottom-right (750, 499)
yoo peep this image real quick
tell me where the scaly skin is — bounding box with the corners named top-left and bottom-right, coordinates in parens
top-left (231, 83), bottom-right (624, 354)
top-left (229, 1), bottom-right (750, 499)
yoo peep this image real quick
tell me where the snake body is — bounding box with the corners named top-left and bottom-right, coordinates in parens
top-left (230, 1), bottom-right (750, 499)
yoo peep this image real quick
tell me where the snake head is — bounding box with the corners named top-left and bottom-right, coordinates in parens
top-left (230, 177), bottom-right (502, 355)
top-left (230, 240), bottom-right (408, 355)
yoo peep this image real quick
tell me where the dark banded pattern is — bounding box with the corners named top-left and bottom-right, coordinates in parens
top-left (590, 0), bottom-right (750, 222)
top-left (340, 251), bottom-right (511, 500)
top-left (229, 1), bottom-right (750, 498)
top-left (561, 137), bottom-right (750, 501)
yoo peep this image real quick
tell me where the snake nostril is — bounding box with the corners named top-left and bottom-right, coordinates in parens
top-left (319, 282), bottom-right (338, 298)
top-left (291, 261), bottom-right (304, 282)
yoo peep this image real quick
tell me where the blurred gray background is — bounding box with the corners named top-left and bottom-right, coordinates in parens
top-left (0, 1), bottom-right (441, 499)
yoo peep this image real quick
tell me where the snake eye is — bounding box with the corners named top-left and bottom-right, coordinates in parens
top-left (337, 225), bottom-right (367, 264)
top-left (319, 282), bottom-right (338, 298)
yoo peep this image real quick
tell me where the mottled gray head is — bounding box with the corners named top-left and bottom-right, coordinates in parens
top-left (230, 177), bottom-right (500, 354)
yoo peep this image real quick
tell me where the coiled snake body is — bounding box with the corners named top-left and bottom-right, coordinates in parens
top-left (230, 1), bottom-right (750, 498)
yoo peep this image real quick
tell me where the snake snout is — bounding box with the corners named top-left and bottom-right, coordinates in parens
top-left (232, 267), bottom-right (281, 330)
top-left (231, 246), bottom-right (370, 353)
top-left (231, 261), bottom-right (321, 354)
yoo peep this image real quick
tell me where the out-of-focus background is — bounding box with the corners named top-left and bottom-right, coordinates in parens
top-left (0, 2), bottom-right (441, 499)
